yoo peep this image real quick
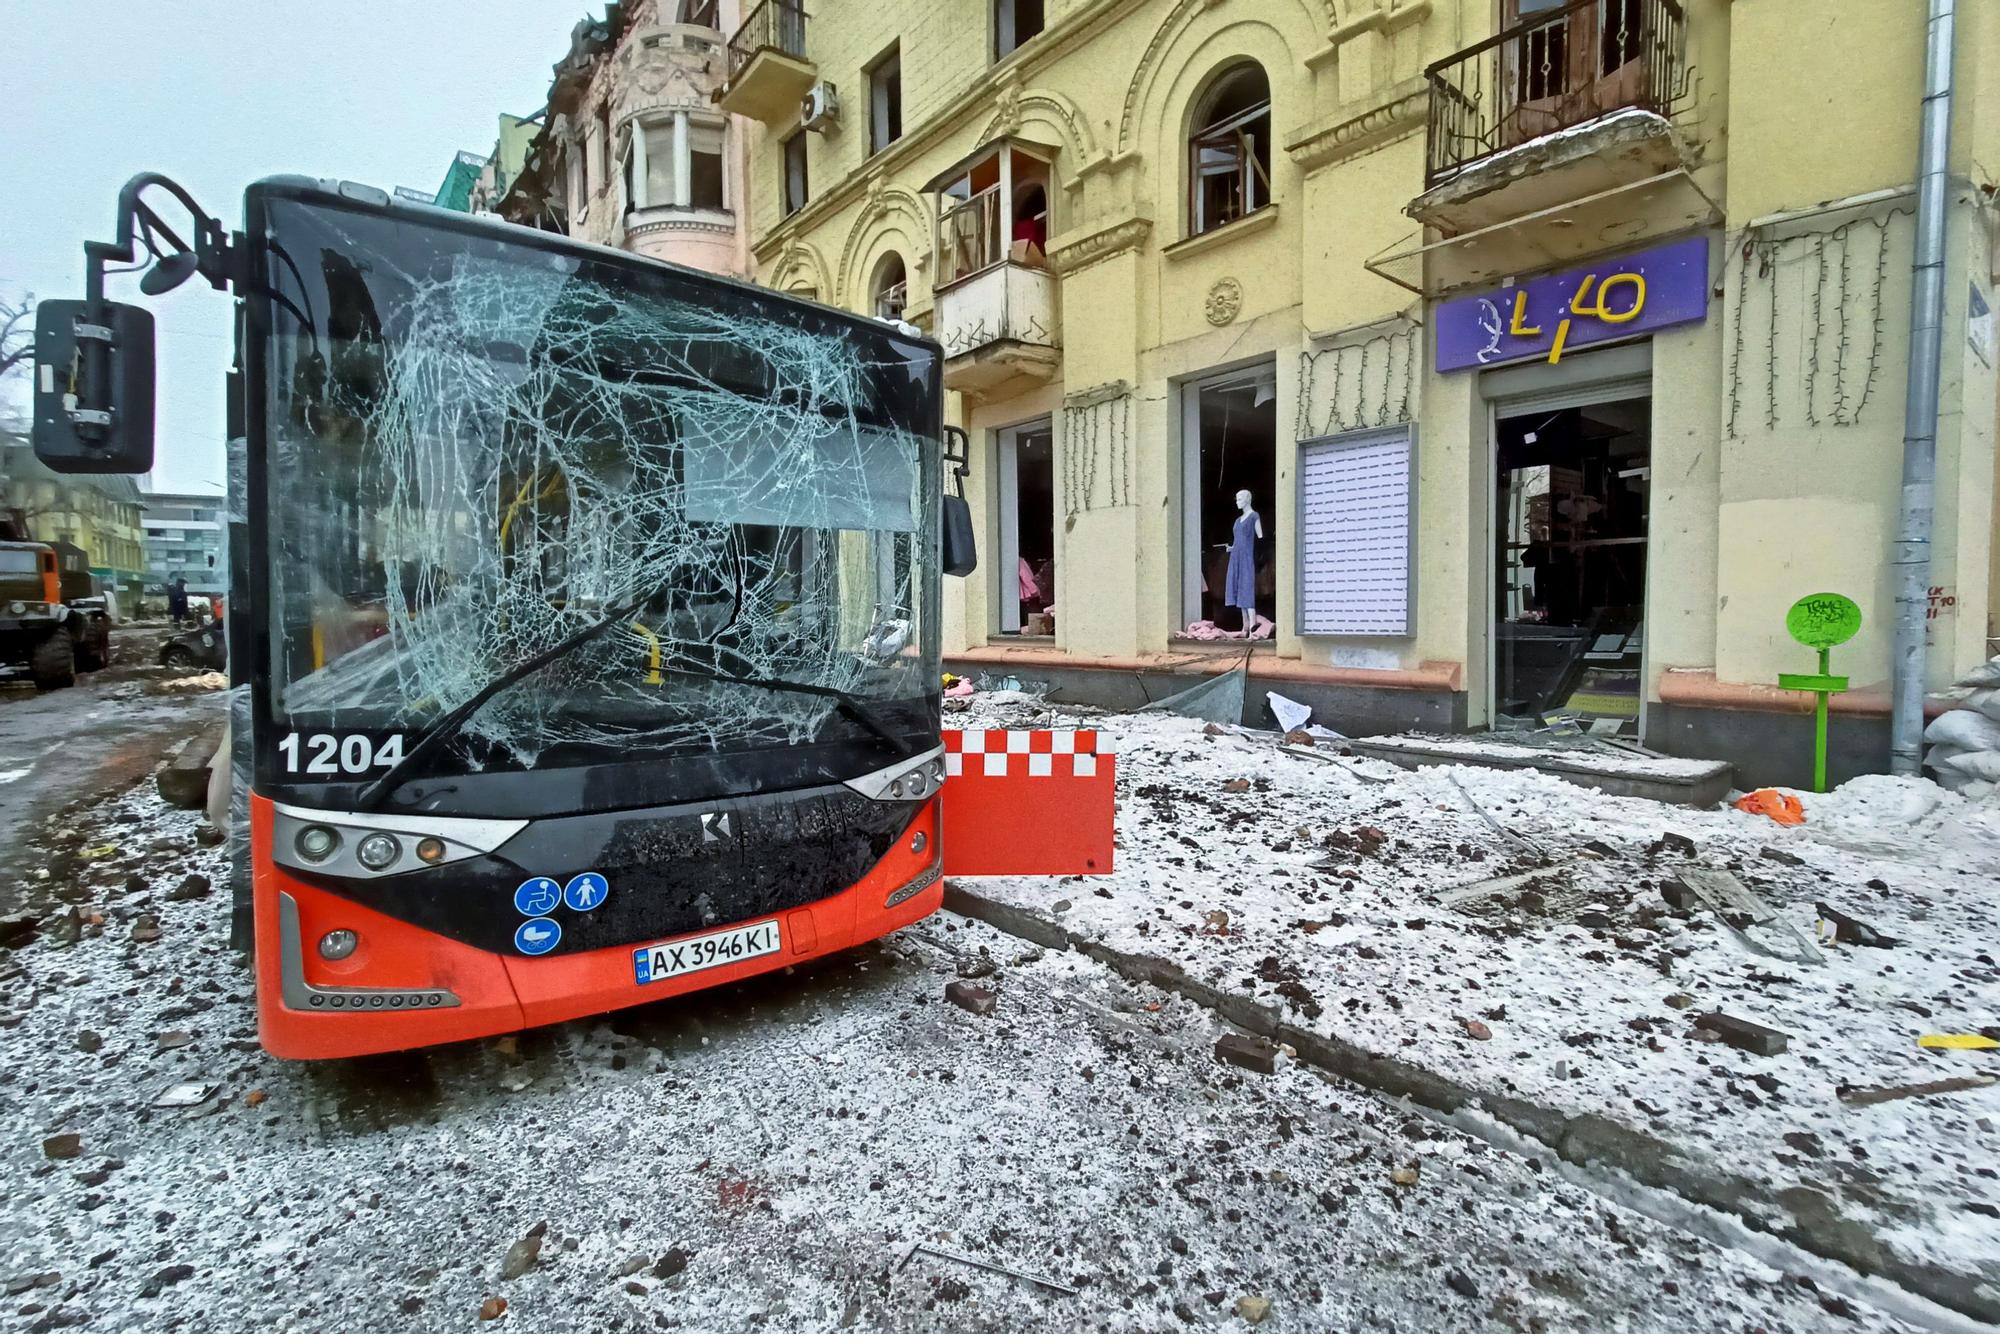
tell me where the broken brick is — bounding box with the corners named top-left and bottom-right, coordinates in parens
top-left (1214, 1033), bottom-right (1277, 1075)
top-left (944, 981), bottom-right (995, 1016)
top-left (1693, 1012), bottom-right (1789, 1056)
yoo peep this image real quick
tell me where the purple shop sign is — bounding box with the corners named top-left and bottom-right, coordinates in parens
top-left (1435, 236), bottom-right (1711, 373)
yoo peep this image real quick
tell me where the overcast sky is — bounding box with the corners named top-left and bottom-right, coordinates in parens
top-left (0, 2), bottom-right (575, 492)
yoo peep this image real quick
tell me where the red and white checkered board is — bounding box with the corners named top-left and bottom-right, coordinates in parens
top-left (939, 729), bottom-right (1115, 877)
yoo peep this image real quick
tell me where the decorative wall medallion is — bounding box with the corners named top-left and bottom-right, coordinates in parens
top-left (1205, 277), bottom-right (1242, 327)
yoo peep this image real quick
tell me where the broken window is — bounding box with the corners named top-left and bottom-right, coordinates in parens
top-left (257, 195), bottom-right (940, 772)
top-left (1188, 63), bottom-right (1272, 236)
top-left (995, 0), bottom-right (1044, 59)
top-left (783, 131), bottom-right (809, 215)
top-left (869, 45), bottom-right (903, 154)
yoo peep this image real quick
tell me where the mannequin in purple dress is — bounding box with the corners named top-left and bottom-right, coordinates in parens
top-left (1224, 488), bottom-right (1262, 634)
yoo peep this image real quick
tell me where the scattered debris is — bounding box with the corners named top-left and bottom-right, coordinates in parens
top-left (1814, 902), bottom-right (1899, 948)
top-left (652, 1247), bottom-right (691, 1279)
top-left (1838, 1074), bottom-right (1998, 1107)
top-left (1234, 1294), bottom-right (1272, 1324)
top-left (1440, 866), bottom-right (1561, 905)
top-left (1733, 789), bottom-right (1805, 825)
top-left (499, 1233), bottom-right (542, 1280)
top-left (1917, 1034), bottom-right (1999, 1052)
top-left (41, 1133), bottom-right (81, 1160)
top-left (944, 981), bottom-right (995, 1015)
top-left (1390, 1164), bottom-right (1420, 1187)
top-left (897, 1241), bottom-right (1077, 1296)
top-left (151, 1081), bottom-right (215, 1109)
top-left (245, 1089), bottom-right (267, 1108)
top-left (1446, 1271), bottom-right (1480, 1300)
top-left (1213, 1033), bottom-right (1277, 1075)
top-left (129, 914), bottom-right (162, 944)
top-left (478, 1296), bottom-right (508, 1320)
top-left (1677, 868), bottom-right (1822, 967)
top-left (154, 1030), bottom-right (194, 1050)
top-left (1693, 1013), bottom-right (1790, 1057)
top-left (1200, 909), bottom-right (1231, 936)
top-left (1462, 1018), bottom-right (1492, 1041)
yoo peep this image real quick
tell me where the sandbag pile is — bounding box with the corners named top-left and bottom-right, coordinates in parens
top-left (1923, 655), bottom-right (2000, 797)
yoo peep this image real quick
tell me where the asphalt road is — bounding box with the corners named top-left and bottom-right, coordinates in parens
top-left (0, 622), bottom-right (225, 910)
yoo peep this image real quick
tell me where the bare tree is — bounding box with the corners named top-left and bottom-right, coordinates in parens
top-left (0, 293), bottom-right (31, 384)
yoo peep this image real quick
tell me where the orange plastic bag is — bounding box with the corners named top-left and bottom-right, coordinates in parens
top-left (1733, 788), bottom-right (1805, 825)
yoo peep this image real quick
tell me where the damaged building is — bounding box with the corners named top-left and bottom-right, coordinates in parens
top-left (714, 0), bottom-right (1999, 787)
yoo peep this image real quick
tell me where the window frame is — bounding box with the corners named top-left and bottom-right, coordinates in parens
top-left (867, 43), bottom-right (904, 156)
top-left (1186, 68), bottom-right (1274, 238)
top-left (994, 0), bottom-right (1046, 60)
top-left (782, 130), bottom-right (810, 217)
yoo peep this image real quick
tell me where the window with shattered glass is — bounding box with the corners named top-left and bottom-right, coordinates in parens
top-left (255, 195), bottom-right (940, 778)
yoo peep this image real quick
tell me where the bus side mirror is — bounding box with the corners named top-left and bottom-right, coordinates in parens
top-left (940, 426), bottom-right (976, 578)
top-left (30, 300), bottom-right (156, 475)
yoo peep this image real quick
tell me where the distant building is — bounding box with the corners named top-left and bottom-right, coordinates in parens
top-left (140, 488), bottom-right (228, 598)
top-left (466, 113), bottom-right (544, 215)
top-left (491, 1), bottom-right (755, 279)
top-left (0, 435), bottom-right (145, 598)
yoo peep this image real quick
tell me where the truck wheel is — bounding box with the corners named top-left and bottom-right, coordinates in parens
top-left (32, 630), bottom-right (76, 691)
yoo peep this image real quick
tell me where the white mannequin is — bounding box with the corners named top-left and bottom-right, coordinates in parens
top-left (1227, 489), bottom-right (1263, 635)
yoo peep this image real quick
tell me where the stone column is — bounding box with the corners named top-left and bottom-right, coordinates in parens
top-left (673, 109), bottom-right (692, 209)
top-left (629, 118), bottom-right (649, 210)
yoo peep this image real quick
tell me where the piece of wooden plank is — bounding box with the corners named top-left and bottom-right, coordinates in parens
top-left (1838, 1074), bottom-right (1997, 1107)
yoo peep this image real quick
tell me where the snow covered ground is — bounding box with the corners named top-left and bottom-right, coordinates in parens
top-left (951, 692), bottom-right (2000, 1317)
top-left (0, 774), bottom-right (1963, 1332)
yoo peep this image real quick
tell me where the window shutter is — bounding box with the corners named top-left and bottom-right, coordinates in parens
top-left (1297, 426), bottom-right (1415, 636)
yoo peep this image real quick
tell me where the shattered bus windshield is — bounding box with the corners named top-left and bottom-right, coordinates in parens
top-left (255, 192), bottom-right (939, 787)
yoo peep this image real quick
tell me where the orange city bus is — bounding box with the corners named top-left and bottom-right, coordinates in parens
top-left (31, 174), bottom-right (1113, 1059)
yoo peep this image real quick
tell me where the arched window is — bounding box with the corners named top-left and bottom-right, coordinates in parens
top-left (872, 253), bottom-right (909, 321)
top-left (1188, 63), bottom-right (1272, 236)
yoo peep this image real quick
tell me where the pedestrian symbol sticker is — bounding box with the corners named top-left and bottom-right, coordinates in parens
top-left (564, 872), bottom-right (610, 912)
top-left (514, 918), bottom-right (562, 956)
top-left (514, 877), bottom-right (560, 917)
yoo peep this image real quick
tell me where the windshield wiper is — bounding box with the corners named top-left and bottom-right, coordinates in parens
top-left (654, 663), bottom-right (923, 759)
top-left (354, 592), bottom-right (656, 810)
top-left (355, 606), bottom-right (926, 810)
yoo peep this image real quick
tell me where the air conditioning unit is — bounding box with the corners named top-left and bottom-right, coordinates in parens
top-left (801, 81), bottom-right (840, 132)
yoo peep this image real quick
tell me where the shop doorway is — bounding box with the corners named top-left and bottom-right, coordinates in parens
top-left (1181, 365), bottom-right (1277, 636)
top-left (1492, 395), bottom-right (1650, 735)
top-left (996, 420), bottom-right (1055, 635)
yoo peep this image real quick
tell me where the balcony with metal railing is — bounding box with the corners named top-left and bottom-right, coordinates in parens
top-left (1412, 0), bottom-right (1694, 233)
top-left (927, 143), bottom-right (1060, 400)
top-left (716, 0), bottom-right (814, 124)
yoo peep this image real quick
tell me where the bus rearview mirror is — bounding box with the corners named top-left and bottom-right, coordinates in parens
top-left (30, 299), bottom-right (156, 475)
top-left (941, 493), bottom-right (977, 577)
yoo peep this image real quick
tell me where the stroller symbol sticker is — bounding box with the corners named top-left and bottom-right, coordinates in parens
top-left (564, 872), bottom-right (609, 912)
top-left (513, 918), bottom-right (561, 955)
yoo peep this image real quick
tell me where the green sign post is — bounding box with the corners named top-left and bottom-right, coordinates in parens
top-left (1779, 593), bottom-right (1862, 793)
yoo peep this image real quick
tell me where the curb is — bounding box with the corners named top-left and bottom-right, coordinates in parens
top-left (942, 883), bottom-right (2000, 1327)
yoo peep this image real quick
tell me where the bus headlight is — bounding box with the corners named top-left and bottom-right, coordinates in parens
top-left (415, 837), bottom-right (446, 865)
top-left (356, 833), bottom-right (401, 870)
top-left (7, 602), bottom-right (22, 615)
top-left (318, 929), bottom-right (358, 960)
top-left (296, 825), bottom-right (340, 862)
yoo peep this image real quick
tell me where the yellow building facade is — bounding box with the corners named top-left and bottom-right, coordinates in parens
top-left (724, 0), bottom-right (2000, 785)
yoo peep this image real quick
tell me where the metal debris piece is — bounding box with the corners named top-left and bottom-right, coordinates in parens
top-left (151, 1081), bottom-right (216, 1109)
top-left (1838, 1074), bottom-right (1997, 1106)
top-left (1277, 745), bottom-right (1393, 783)
top-left (1447, 776), bottom-right (1547, 860)
top-left (1439, 866), bottom-right (1562, 905)
top-left (897, 1241), bottom-right (1077, 1296)
top-left (1677, 868), bottom-right (1823, 968)
top-left (1917, 1034), bottom-right (1999, 1051)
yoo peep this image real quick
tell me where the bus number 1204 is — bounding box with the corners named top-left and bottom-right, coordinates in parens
top-left (277, 732), bottom-right (406, 776)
